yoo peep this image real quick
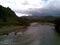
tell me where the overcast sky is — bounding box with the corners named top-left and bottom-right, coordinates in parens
top-left (0, 0), bottom-right (60, 17)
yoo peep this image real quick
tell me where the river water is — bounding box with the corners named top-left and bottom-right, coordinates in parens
top-left (0, 23), bottom-right (60, 45)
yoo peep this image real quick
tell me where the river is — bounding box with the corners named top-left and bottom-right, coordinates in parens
top-left (0, 23), bottom-right (60, 45)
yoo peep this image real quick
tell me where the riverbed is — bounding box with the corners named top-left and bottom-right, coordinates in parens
top-left (0, 23), bottom-right (60, 45)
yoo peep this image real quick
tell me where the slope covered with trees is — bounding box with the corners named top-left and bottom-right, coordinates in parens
top-left (0, 5), bottom-right (31, 27)
top-left (0, 5), bottom-right (19, 25)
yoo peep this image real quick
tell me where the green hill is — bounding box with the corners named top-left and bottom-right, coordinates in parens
top-left (0, 5), bottom-right (19, 26)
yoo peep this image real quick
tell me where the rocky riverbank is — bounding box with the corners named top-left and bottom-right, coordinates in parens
top-left (0, 25), bottom-right (27, 35)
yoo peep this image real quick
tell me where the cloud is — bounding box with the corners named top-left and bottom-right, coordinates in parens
top-left (0, 0), bottom-right (60, 16)
top-left (0, 0), bottom-right (46, 17)
top-left (41, 0), bottom-right (60, 16)
top-left (15, 0), bottom-right (60, 16)
top-left (44, 0), bottom-right (60, 9)
top-left (0, 0), bottom-right (46, 9)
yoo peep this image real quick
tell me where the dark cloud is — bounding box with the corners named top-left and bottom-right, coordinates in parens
top-left (15, 7), bottom-right (60, 16)
top-left (14, 0), bottom-right (60, 16)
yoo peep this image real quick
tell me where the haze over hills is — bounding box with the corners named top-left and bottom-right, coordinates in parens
top-left (0, 5), bottom-right (60, 35)
top-left (0, 5), bottom-right (60, 26)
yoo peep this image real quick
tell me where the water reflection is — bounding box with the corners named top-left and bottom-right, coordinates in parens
top-left (0, 23), bottom-right (60, 45)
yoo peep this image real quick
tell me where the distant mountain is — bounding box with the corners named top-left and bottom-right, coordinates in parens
top-left (21, 16), bottom-right (56, 20)
top-left (0, 5), bottom-right (59, 26)
top-left (20, 16), bottom-right (57, 23)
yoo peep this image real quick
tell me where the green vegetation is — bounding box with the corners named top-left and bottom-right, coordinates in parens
top-left (0, 5), bottom-right (60, 35)
top-left (0, 25), bottom-right (26, 35)
top-left (0, 5), bottom-right (30, 35)
top-left (0, 5), bottom-right (30, 27)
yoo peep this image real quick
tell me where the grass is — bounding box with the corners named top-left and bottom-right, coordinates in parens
top-left (0, 21), bottom-right (54, 35)
top-left (0, 25), bottom-right (27, 35)
top-left (38, 22), bottom-right (55, 26)
top-left (0, 21), bottom-right (30, 35)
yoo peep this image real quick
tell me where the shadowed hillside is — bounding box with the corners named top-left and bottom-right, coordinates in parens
top-left (0, 5), bottom-right (60, 35)
top-left (0, 5), bottom-right (19, 25)
top-left (0, 5), bottom-right (29, 35)
top-left (0, 5), bottom-right (31, 28)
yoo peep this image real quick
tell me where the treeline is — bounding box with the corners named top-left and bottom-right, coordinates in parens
top-left (0, 5), bottom-right (60, 27)
top-left (0, 5), bottom-right (30, 26)
top-left (19, 16), bottom-right (60, 24)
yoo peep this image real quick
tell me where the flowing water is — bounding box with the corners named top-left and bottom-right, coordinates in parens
top-left (0, 23), bottom-right (60, 45)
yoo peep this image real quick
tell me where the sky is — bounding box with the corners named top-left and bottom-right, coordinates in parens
top-left (0, 0), bottom-right (60, 17)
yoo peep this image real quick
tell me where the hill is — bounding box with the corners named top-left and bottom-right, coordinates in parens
top-left (0, 5), bottom-right (19, 26)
